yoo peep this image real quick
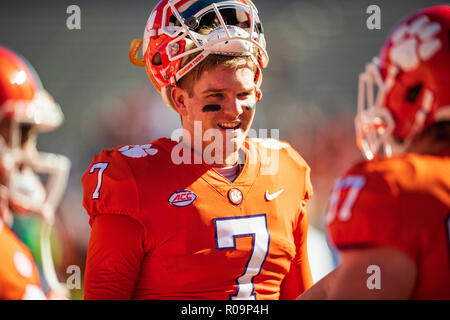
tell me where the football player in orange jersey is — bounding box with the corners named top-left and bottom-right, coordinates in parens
top-left (299, 5), bottom-right (450, 300)
top-left (0, 45), bottom-right (71, 299)
top-left (83, 0), bottom-right (314, 300)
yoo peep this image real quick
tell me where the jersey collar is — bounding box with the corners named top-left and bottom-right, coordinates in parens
top-left (154, 137), bottom-right (261, 200)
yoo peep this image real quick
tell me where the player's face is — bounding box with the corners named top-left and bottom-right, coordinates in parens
top-left (0, 118), bottom-right (41, 222)
top-left (177, 62), bottom-right (259, 167)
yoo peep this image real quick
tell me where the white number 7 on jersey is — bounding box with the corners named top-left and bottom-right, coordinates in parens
top-left (214, 214), bottom-right (270, 300)
top-left (89, 162), bottom-right (109, 200)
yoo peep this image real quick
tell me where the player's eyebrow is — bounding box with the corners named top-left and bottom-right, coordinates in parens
top-left (201, 88), bottom-right (227, 94)
top-left (201, 87), bottom-right (254, 94)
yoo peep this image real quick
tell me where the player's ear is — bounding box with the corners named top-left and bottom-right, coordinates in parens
top-left (171, 86), bottom-right (189, 117)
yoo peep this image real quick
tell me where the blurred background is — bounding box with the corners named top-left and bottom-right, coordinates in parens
top-left (0, 0), bottom-right (445, 299)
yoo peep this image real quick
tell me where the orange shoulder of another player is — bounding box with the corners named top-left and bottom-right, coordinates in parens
top-left (327, 151), bottom-right (450, 255)
top-left (348, 152), bottom-right (450, 199)
top-left (81, 140), bottom-right (166, 226)
top-left (0, 222), bottom-right (43, 300)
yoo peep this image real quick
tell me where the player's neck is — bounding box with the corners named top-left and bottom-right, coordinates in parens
top-left (179, 137), bottom-right (245, 168)
top-left (213, 149), bottom-right (245, 181)
top-left (212, 149), bottom-right (244, 168)
top-left (214, 162), bottom-right (243, 182)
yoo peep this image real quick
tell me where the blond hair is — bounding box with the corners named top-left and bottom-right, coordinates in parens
top-left (177, 54), bottom-right (257, 96)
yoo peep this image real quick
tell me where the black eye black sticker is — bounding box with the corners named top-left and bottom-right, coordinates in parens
top-left (245, 103), bottom-right (256, 110)
top-left (201, 104), bottom-right (256, 112)
top-left (202, 104), bottom-right (222, 112)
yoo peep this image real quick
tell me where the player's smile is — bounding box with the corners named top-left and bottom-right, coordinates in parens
top-left (217, 121), bottom-right (241, 130)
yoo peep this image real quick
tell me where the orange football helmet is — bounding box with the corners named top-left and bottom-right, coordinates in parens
top-left (129, 0), bottom-right (268, 110)
top-left (356, 5), bottom-right (450, 159)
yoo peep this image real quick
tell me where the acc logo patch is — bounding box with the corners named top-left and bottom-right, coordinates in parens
top-left (168, 189), bottom-right (197, 207)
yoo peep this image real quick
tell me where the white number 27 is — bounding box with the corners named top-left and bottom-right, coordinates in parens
top-left (214, 214), bottom-right (270, 300)
top-left (326, 175), bottom-right (366, 223)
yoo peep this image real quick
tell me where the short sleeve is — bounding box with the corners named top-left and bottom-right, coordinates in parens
top-left (81, 149), bottom-right (141, 227)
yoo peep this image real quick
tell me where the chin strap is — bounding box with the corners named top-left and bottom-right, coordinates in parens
top-left (129, 38), bottom-right (145, 67)
top-left (13, 151), bottom-right (71, 298)
top-left (0, 185), bottom-right (12, 227)
top-left (36, 152), bottom-right (71, 298)
top-left (129, 38), bottom-right (164, 96)
top-left (40, 221), bottom-right (69, 298)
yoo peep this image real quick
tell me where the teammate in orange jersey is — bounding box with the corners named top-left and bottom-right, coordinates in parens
top-left (0, 220), bottom-right (45, 299)
top-left (0, 45), bottom-right (71, 299)
top-left (299, 5), bottom-right (450, 300)
top-left (83, 0), bottom-right (313, 300)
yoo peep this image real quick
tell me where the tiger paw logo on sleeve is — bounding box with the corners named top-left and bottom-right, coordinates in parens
top-left (118, 144), bottom-right (158, 158)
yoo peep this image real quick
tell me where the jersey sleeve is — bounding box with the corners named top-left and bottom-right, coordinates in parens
top-left (276, 141), bottom-right (314, 298)
top-left (326, 162), bottom-right (420, 262)
top-left (279, 206), bottom-right (313, 299)
top-left (82, 148), bottom-right (142, 227)
top-left (84, 214), bottom-right (145, 300)
top-left (82, 149), bottom-right (148, 299)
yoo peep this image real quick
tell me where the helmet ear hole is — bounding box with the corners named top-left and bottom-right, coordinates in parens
top-left (406, 83), bottom-right (423, 103)
top-left (152, 53), bottom-right (162, 65)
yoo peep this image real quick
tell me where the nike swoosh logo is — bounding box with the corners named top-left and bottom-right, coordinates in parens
top-left (265, 189), bottom-right (284, 201)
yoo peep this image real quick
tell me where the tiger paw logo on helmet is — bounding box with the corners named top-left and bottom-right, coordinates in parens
top-left (389, 15), bottom-right (442, 71)
top-left (118, 144), bottom-right (158, 158)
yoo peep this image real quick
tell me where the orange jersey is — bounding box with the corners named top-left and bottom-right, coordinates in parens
top-left (0, 220), bottom-right (45, 300)
top-left (82, 137), bottom-right (313, 300)
top-left (326, 150), bottom-right (450, 299)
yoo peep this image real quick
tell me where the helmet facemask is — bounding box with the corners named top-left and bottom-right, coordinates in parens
top-left (0, 90), bottom-right (69, 224)
top-left (356, 59), bottom-right (397, 160)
